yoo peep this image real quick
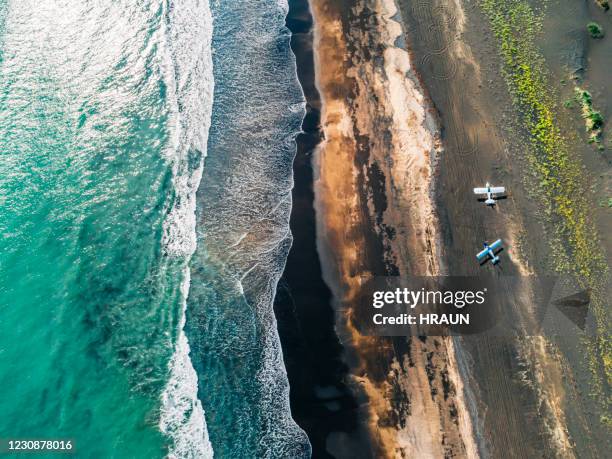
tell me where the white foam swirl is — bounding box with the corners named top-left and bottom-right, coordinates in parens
top-left (157, 0), bottom-right (215, 457)
top-left (161, 272), bottom-right (213, 459)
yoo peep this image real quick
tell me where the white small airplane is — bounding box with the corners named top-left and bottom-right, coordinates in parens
top-left (473, 182), bottom-right (505, 206)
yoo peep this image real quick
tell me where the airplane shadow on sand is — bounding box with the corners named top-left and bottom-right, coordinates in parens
top-left (479, 247), bottom-right (505, 267)
top-left (477, 195), bottom-right (508, 205)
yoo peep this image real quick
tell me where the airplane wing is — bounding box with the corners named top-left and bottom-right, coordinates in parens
top-left (489, 239), bottom-right (503, 252)
top-left (489, 187), bottom-right (505, 194)
top-left (476, 248), bottom-right (489, 260)
top-left (473, 187), bottom-right (488, 194)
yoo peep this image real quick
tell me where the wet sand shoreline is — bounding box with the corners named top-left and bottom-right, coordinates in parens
top-left (275, 1), bottom-right (375, 456)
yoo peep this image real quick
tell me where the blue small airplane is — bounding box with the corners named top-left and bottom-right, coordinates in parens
top-left (476, 239), bottom-right (503, 265)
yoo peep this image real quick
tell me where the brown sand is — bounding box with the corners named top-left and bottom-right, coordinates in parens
top-left (310, 0), bottom-right (477, 456)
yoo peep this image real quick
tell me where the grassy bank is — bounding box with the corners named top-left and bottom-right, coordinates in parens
top-left (479, 0), bottom-right (610, 421)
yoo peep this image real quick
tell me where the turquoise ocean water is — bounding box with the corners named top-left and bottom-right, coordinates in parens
top-left (0, 0), bottom-right (216, 456)
top-left (0, 0), bottom-right (308, 457)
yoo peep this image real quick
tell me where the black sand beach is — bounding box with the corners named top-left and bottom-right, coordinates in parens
top-left (274, 1), bottom-right (375, 456)
top-left (279, 0), bottom-right (476, 456)
top-left (277, 0), bottom-right (610, 457)
top-left (396, 1), bottom-right (610, 455)
top-left (396, 1), bottom-right (551, 455)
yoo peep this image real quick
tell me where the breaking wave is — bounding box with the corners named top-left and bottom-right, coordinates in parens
top-left (157, 0), bottom-right (215, 457)
top-left (183, 0), bottom-right (311, 456)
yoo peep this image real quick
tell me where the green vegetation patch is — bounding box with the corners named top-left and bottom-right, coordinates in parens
top-left (587, 22), bottom-right (605, 39)
top-left (480, 0), bottom-right (611, 414)
top-left (575, 87), bottom-right (605, 144)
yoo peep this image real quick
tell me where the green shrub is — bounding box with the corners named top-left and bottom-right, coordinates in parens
top-left (579, 89), bottom-right (592, 106)
top-left (587, 22), bottom-right (605, 38)
top-left (576, 87), bottom-right (605, 142)
top-left (587, 111), bottom-right (604, 131)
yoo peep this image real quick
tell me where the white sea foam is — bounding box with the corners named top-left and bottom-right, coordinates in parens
top-left (157, 0), bottom-right (215, 457)
top-left (160, 271), bottom-right (213, 459)
top-left (155, 0), bottom-right (312, 454)
top-left (193, 0), bottom-right (310, 454)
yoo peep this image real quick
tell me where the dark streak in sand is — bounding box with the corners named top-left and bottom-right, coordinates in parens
top-left (274, 1), bottom-right (376, 457)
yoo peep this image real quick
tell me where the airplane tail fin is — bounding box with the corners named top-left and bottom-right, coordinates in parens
top-left (485, 198), bottom-right (495, 205)
top-left (492, 256), bottom-right (500, 264)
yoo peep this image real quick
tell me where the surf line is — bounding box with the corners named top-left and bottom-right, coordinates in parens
top-left (157, 0), bottom-right (215, 457)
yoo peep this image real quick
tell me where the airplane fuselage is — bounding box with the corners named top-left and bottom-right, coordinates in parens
top-left (483, 243), bottom-right (500, 264)
top-left (485, 183), bottom-right (495, 205)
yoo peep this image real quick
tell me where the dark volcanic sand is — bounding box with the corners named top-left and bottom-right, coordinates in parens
top-left (274, 2), bottom-right (374, 457)
top-left (396, 0), bottom-right (610, 456)
top-left (280, 1), bottom-right (479, 457)
top-left (279, 0), bottom-right (609, 456)
top-left (395, 0), bottom-right (556, 455)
